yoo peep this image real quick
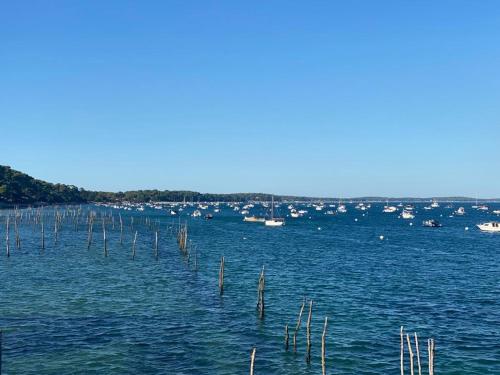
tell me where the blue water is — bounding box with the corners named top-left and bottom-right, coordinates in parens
top-left (1, 203), bottom-right (499, 374)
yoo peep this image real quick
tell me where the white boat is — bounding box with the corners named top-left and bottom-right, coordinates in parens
top-left (290, 210), bottom-right (300, 218)
top-left (493, 210), bottom-right (500, 215)
top-left (192, 210), bottom-right (201, 217)
top-left (477, 205), bottom-right (489, 211)
top-left (431, 200), bottom-right (439, 208)
top-left (383, 205), bottom-right (398, 213)
top-left (243, 216), bottom-right (265, 223)
top-left (265, 195), bottom-right (285, 227)
top-left (423, 206), bottom-right (432, 210)
top-left (170, 210), bottom-right (177, 215)
top-left (241, 210), bottom-right (250, 215)
top-left (401, 210), bottom-right (415, 219)
top-left (337, 204), bottom-right (347, 213)
top-left (325, 210), bottom-right (335, 215)
top-left (476, 222), bottom-right (500, 232)
top-left (455, 207), bottom-right (465, 216)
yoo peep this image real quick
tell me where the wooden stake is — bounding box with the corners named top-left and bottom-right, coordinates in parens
top-left (103, 219), bottom-right (108, 257)
top-left (132, 230), bottom-right (137, 260)
top-left (285, 324), bottom-right (289, 351)
top-left (6, 217), bottom-right (10, 257)
top-left (293, 299), bottom-right (306, 352)
top-left (119, 214), bottom-right (123, 245)
top-left (155, 231), bottom-right (159, 260)
top-left (256, 266), bottom-right (265, 319)
top-left (415, 332), bottom-right (422, 375)
top-left (406, 334), bottom-right (414, 375)
top-left (305, 300), bottom-right (313, 364)
top-left (218, 256), bottom-right (225, 294)
top-left (401, 326), bottom-right (405, 375)
top-left (250, 347), bottom-right (256, 375)
top-left (322, 317), bottom-right (328, 375)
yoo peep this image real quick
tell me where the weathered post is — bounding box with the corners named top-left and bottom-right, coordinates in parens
top-left (218, 256), bottom-right (225, 295)
top-left (305, 300), bottom-right (313, 364)
top-left (321, 317), bottom-right (328, 375)
top-left (293, 299), bottom-right (306, 352)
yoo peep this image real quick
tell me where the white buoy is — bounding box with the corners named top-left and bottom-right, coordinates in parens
top-left (465, 227), bottom-right (469, 231)
top-left (355, 218), bottom-right (358, 222)
top-left (317, 227), bottom-right (322, 231)
top-left (409, 222), bottom-right (413, 226)
top-left (379, 235), bottom-right (384, 240)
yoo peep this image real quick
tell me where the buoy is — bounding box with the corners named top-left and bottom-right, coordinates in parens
top-left (465, 227), bottom-right (469, 231)
top-left (317, 227), bottom-right (322, 231)
top-left (379, 235), bottom-right (384, 240)
top-left (409, 222), bottom-right (413, 226)
top-left (354, 218), bottom-right (358, 222)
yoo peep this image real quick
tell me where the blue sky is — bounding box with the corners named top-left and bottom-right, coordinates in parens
top-left (1, 1), bottom-right (499, 197)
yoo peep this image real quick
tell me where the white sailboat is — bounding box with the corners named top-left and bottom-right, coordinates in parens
top-left (477, 222), bottom-right (500, 232)
top-left (265, 195), bottom-right (285, 227)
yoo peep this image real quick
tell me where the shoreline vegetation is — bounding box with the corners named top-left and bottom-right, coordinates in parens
top-left (1, 165), bottom-right (498, 207)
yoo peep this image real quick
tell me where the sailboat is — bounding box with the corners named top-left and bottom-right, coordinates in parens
top-left (265, 195), bottom-right (285, 227)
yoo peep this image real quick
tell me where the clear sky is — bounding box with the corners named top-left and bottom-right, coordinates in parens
top-left (1, 1), bottom-right (499, 197)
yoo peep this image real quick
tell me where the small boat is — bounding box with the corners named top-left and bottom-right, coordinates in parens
top-left (383, 205), bottom-right (398, 213)
top-left (241, 210), bottom-right (250, 215)
top-left (337, 205), bottom-right (347, 213)
top-left (423, 219), bottom-right (442, 227)
top-left (455, 207), bottom-right (465, 216)
top-left (476, 222), bottom-right (500, 232)
top-left (290, 210), bottom-right (300, 218)
top-left (265, 195), bottom-right (285, 227)
top-left (192, 210), bottom-right (201, 217)
top-left (170, 210), bottom-right (177, 215)
top-left (477, 205), bottom-right (489, 211)
top-left (325, 210), bottom-right (335, 215)
top-left (493, 210), bottom-right (500, 215)
top-left (243, 216), bottom-right (266, 223)
top-left (401, 210), bottom-right (415, 219)
top-left (205, 213), bottom-right (213, 220)
top-left (430, 200), bottom-right (440, 208)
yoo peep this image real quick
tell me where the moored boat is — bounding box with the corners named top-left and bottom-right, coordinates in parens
top-left (476, 222), bottom-right (500, 232)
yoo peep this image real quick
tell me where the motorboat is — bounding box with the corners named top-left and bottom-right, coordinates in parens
top-left (455, 207), bottom-right (465, 216)
top-left (423, 219), bottom-right (442, 227)
top-left (476, 222), bottom-right (500, 232)
top-left (401, 210), bottom-right (415, 219)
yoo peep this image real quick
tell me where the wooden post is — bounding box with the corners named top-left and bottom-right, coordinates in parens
top-left (219, 256), bottom-right (225, 295)
top-left (132, 230), bottom-right (137, 260)
top-left (155, 231), bottom-right (159, 260)
top-left (321, 317), bottom-right (328, 375)
top-left (293, 299), bottom-right (306, 352)
top-left (284, 324), bottom-right (289, 351)
top-left (250, 347), bottom-right (256, 375)
top-left (428, 338), bottom-right (435, 375)
top-left (41, 220), bottom-right (45, 251)
top-left (415, 332), bottom-right (422, 375)
top-left (400, 326), bottom-right (405, 375)
top-left (305, 300), bottom-right (313, 364)
top-left (119, 214), bottom-right (123, 245)
top-left (6, 217), bottom-right (10, 257)
top-left (0, 329), bottom-right (2, 375)
top-left (103, 219), bottom-right (108, 257)
top-left (406, 334), bottom-right (414, 375)
top-left (256, 266), bottom-right (265, 319)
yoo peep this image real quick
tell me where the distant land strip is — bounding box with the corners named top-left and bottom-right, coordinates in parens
top-left (1, 165), bottom-right (498, 206)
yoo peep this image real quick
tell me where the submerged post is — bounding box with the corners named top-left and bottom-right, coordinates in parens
top-left (305, 300), bottom-right (313, 364)
top-left (6, 217), bottom-right (10, 257)
top-left (321, 317), bottom-right (328, 375)
top-left (218, 256), bottom-right (225, 295)
top-left (256, 266), bottom-right (265, 319)
top-left (406, 334), bottom-right (414, 375)
top-left (103, 219), bottom-right (108, 257)
top-left (155, 230), bottom-right (159, 260)
top-left (284, 324), bottom-right (289, 351)
top-left (293, 299), bottom-right (306, 352)
top-left (132, 230), bottom-right (138, 260)
top-left (401, 326), bottom-right (405, 375)
top-left (415, 332), bottom-right (422, 375)
top-left (250, 347), bottom-right (256, 375)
